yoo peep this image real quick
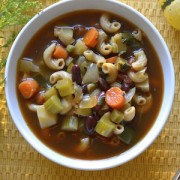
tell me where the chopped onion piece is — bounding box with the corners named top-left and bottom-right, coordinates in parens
top-left (125, 87), bottom-right (136, 103)
top-left (82, 63), bottom-right (99, 84)
top-left (79, 94), bottom-right (97, 109)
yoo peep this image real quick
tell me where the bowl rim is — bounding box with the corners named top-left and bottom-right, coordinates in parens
top-left (5, 0), bottom-right (175, 170)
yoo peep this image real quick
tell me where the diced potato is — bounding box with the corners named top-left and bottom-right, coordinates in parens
top-left (37, 105), bottom-right (58, 129)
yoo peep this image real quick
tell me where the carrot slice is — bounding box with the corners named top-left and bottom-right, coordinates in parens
top-left (105, 87), bottom-right (125, 109)
top-left (53, 45), bottom-right (68, 59)
top-left (36, 92), bottom-right (45, 105)
top-left (18, 79), bottom-right (39, 99)
top-left (106, 56), bottom-right (118, 63)
top-left (83, 27), bottom-right (99, 48)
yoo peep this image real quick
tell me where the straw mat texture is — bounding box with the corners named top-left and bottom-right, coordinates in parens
top-left (0, 0), bottom-right (180, 179)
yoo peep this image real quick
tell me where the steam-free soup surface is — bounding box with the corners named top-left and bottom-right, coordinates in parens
top-left (16, 10), bottom-right (163, 160)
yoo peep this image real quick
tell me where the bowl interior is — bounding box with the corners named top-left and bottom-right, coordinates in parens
top-left (5, 0), bottom-right (175, 170)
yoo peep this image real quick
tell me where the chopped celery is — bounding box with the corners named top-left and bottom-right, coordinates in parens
top-left (110, 110), bottom-right (124, 124)
top-left (44, 86), bottom-right (58, 100)
top-left (44, 95), bottom-right (63, 114)
top-left (95, 112), bottom-right (116, 137)
top-left (66, 45), bottom-right (75, 53)
top-left (56, 78), bottom-right (74, 97)
top-left (37, 105), bottom-right (58, 129)
top-left (118, 126), bottom-right (135, 145)
top-left (75, 108), bottom-right (92, 116)
top-left (67, 62), bottom-right (74, 73)
top-left (61, 116), bottom-right (78, 131)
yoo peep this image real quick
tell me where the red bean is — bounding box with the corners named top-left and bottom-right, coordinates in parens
top-left (98, 77), bottom-right (110, 91)
top-left (85, 115), bottom-right (97, 135)
top-left (74, 25), bottom-right (87, 39)
top-left (72, 64), bottom-right (82, 85)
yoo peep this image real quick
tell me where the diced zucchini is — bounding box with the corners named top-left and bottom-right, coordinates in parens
top-left (95, 112), bottom-right (116, 137)
top-left (44, 95), bottom-right (63, 114)
top-left (56, 78), bottom-right (74, 97)
top-left (61, 116), bottom-right (78, 131)
top-left (110, 109), bottom-right (124, 124)
top-left (37, 105), bottom-right (58, 129)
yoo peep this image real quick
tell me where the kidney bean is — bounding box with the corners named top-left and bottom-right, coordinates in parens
top-left (98, 77), bottom-right (110, 91)
top-left (97, 91), bottom-right (106, 105)
top-left (92, 112), bottom-right (100, 121)
top-left (117, 73), bottom-right (133, 84)
top-left (73, 25), bottom-right (87, 39)
top-left (121, 82), bottom-right (132, 92)
top-left (85, 115), bottom-right (97, 135)
top-left (72, 64), bottom-right (82, 85)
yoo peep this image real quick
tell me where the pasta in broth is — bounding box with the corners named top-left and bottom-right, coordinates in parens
top-left (16, 10), bottom-right (163, 160)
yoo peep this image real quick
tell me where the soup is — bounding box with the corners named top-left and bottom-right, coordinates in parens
top-left (16, 10), bottom-right (163, 160)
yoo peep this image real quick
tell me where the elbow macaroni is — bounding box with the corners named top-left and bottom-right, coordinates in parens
top-left (128, 67), bottom-right (148, 83)
top-left (133, 94), bottom-right (147, 105)
top-left (124, 106), bottom-right (136, 121)
top-left (83, 50), bottom-right (106, 67)
top-left (100, 13), bottom-right (121, 33)
top-left (132, 50), bottom-right (147, 71)
top-left (49, 71), bottom-right (72, 84)
top-left (110, 33), bottom-right (126, 53)
top-left (43, 43), bottom-right (65, 70)
top-left (97, 30), bottom-right (112, 55)
top-left (132, 29), bottom-right (142, 41)
top-left (102, 63), bottom-right (118, 83)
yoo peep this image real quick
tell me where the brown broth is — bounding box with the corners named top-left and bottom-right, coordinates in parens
top-left (16, 10), bottom-right (164, 160)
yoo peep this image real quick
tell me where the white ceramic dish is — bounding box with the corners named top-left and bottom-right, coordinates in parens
top-left (5, 0), bottom-right (175, 170)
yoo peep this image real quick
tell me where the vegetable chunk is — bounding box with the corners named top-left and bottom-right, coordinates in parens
top-left (18, 79), bottom-right (39, 99)
top-left (37, 105), bottom-right (58, 129)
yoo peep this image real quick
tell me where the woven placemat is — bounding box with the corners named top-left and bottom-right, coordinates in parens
top-left (0, 0), bottom-right (180, 179)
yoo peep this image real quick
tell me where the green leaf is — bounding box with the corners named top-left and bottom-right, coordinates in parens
top-left (0, 57), bottom-right (6, 71)
top-left (161, 0), bottom-right (175, 10)
top-left (0, 78), bottom-right (6, 86)
top-left (0, 0), bottom-right (42, 30)
top-left (122, 32), bottom-right (143, 51)
top-left (0, 32), bottom-right (18, 48)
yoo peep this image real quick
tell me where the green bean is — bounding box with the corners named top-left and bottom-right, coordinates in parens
top-left (61, 116), bottom-right (78, 131)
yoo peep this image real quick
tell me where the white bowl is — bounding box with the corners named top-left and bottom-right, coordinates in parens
top-left (5, 0), bottom-right (175, 170)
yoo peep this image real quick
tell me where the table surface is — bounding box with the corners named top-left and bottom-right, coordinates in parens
top-left (0, 0), bottom-right (180, 179)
